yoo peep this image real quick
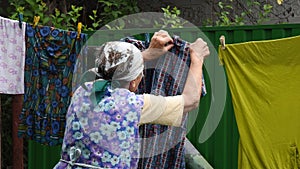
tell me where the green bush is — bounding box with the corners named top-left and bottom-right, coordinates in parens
top-left (203, 0), bottom-right (273, 26)
top-left (5, 0), bottom-right (140, 31)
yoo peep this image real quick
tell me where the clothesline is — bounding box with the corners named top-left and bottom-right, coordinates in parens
top-left (13, 14), bottom-right (83, 38)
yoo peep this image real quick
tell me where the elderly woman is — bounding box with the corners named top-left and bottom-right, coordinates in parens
top-left (53, 30), bottom-right (210, 169)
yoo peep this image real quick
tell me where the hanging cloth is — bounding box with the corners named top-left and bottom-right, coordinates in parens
top-left (219, 36), bottom-right (300, 169)
top-left (125, 35), bottom-right (207, 169)
top-left (0, 16), bottom-right (26, 94)
top-left (18, 24), bottom-right (87, 146)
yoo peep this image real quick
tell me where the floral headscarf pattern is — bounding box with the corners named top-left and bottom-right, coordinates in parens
top-left (96, 41), bottom-right (144, 82)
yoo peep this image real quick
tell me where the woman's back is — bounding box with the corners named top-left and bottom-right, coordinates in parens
top-left (54, 82), bottom-right (143, 169)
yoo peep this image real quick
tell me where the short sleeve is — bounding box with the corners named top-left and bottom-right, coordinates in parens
top-left (140, 94), bottom-right (184, 127)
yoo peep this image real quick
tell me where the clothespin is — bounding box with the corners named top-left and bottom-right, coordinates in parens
top-left (77, 22), bottom-right (82, 39)
top-left (18, 13), bottom-right (23, 29)
top-left (277, 0), bottom-right (284, 5)
top-left (33, 16), bottom-right (40, 28)
top-left (219, 35), bottom-right (226, 50)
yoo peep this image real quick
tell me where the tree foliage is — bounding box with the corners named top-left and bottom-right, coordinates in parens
top-left (1, 0), bottom-right (277, 29)
top-left (4, 0), bottom-right (139, 31)
top-left (203, 0), bottom-right (273, 26)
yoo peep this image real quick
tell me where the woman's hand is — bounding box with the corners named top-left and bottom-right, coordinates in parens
top-left (142, 30), bottom-right (174, 61)
top-left (189, 38), bottom-right (210, 64)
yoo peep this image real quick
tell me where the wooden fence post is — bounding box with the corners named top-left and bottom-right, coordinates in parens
top-left (12, 95), bottom-right (23, 169)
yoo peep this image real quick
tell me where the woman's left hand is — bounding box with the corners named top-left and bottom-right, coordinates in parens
top-left (142, 30), bottom-right (174, 61)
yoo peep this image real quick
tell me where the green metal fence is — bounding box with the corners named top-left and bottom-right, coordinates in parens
top-left (27, 23), bottom-right (300, 169)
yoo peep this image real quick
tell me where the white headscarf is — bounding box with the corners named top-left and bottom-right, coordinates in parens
top-left (96, 41), bottom-right (144, 82)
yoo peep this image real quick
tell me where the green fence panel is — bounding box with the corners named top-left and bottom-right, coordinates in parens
top-left (187, 23), bottom-right (300, 169)
top-left (27, 23), bottom-right (300, 169)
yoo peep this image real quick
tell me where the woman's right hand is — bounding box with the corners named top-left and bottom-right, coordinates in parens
top-left (142, 30), bottom-right (174, 61)
top-left (189, 38), bottom-right (210, 64)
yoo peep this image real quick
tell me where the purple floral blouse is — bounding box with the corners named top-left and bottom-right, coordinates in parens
top-left (54, 82), bottom-right (143, 169)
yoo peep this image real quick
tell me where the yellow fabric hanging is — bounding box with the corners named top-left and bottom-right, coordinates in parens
top-left (219, 36), bottom-right (300, 169)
